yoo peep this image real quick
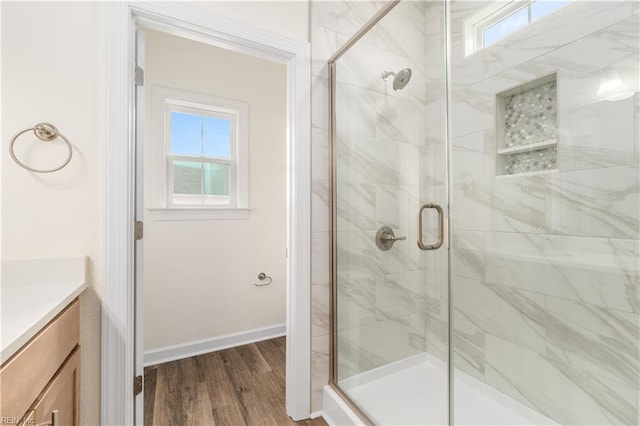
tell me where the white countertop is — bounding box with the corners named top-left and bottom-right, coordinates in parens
top-left (1, 257), bottom-right (88, 364)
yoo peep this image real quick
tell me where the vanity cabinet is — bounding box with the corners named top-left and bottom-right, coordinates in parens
top-left (0, 299), bottom-right (80, 425)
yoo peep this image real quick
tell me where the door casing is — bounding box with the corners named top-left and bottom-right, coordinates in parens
top-left (103, 3), bottom-right (312, 424)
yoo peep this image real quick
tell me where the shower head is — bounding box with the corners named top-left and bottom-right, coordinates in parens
top-left (382, 68), bottom-right (412, 91)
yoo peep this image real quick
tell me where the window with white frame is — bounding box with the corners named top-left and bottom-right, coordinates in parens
top-left (465, 0), bottom-right (571, 56)
top-left (151, 87), bottom-right (249, 220)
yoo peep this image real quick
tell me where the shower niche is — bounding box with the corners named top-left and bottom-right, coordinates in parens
top-left (496, 73), bottom-right (558, 176)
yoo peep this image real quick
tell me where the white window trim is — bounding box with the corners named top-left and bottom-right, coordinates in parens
top-left (147, 206), bottom-right (250, 220)
top-left (465, 0), bottom-right (526, 56)
top-left (150, 86), bottom-right (250, 220)
top-left (464, 0), bottom-right (574, 57)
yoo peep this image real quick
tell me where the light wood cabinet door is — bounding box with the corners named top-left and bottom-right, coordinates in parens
top-left (32, 349), bottom-right (80, 426)
top-left (1, 300), bottom-right (79, 420)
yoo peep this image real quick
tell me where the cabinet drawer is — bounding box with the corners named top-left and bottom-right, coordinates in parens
top-left (33, 348), bottom-right (80, 426)
top-left (1, 299), bottom-right (79, 420)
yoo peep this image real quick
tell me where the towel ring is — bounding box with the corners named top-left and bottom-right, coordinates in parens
top-left (9, 123), bottom-right (73, 173)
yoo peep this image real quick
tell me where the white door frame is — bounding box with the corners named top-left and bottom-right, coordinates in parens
top-left (102, 3), bottom-right (311, 424)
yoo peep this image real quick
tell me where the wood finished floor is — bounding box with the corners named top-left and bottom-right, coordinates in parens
top-left (144, 337), bottom-right (328, 426)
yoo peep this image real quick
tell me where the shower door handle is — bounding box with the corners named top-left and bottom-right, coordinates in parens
top-left (417, 203), bottom-right (444, 250)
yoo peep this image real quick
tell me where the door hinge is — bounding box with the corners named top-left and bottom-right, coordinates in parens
top-left (135, 221), bottom-right (144, 241)
top-left (134, 375), bottom-right (143, 396)
top-left (135, 66), bottom-right (144, 87)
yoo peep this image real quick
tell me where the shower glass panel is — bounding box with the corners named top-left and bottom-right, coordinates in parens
top-left (329, 1), bottom-right (449, 424)
top-left (330, 0), bottom-right (639, 425)
top-left (449, 1), bottom-right (639, 425)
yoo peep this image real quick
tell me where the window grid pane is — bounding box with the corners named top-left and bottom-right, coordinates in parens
top-left (170, 157), bottom-right (232, 206)
top-left (172, 160), bottom-right (202, 196)
top-left (170, 111), bottom-right (202, 156)
top-left (203, 162), bottom-right (231, 196)
top-left (203, 116), bottom-right (232, 159)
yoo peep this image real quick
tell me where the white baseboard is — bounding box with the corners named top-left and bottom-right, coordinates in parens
top-left (309, 410), bottom-right (324, 419)
top-left (144, 323), bottom-right (286, 366)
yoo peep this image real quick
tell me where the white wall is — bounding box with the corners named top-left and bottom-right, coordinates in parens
top-left (1, 2), bottom-right (308, 424)
top-left (142, 29), bottom-right (287, 352)
top-left (188, 1), bottom-right (310, 42)
top-left (1, 3), bottom-right (104, 424)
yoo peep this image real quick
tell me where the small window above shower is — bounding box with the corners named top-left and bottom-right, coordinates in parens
top-left (464, 0), bottom-right (571, 56)
top-left (496, 73), bottom-right (558, 177)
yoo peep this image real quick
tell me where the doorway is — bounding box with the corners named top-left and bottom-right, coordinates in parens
top-left (102, 3), bottom-right (311, 424)
top-left (139, 27), bottom-right (288, 361)
top-left (138, 26), bottom-right (289, 420)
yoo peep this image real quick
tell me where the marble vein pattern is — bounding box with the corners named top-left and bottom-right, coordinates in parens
top-left (484, 335), bottom-right (637, 425)
top-left (544, 14), bottom-right (640, 110)
top-left (311, 335), bottom-right (330, 411)
top-left (450, 1), bottom-right (639, 424)
top-left (311, 283), bottom-right (330, 338)
top-left (337, 315), bottom-right (423, 382)
top-left (312, 0), bottom-right (389, 42)
top-left (546, 165), bottom-right (639, 239)
top-left (452, 129), bottom-right (496, 183)
top-left (331, 0), bottom-right (449, 393)
top-left (424, 311), bottom-right (448, 362)
top-left (545, 297), bottom-right (639, 388)
top-left (492, 175), bottom-right (547, 233)
top-left (311, 25), bottom-right (337, 80)
top-left (337, 276), bottom-right (377, 332)
top-left (315, 0), bottom-right (639, 421)
top-left (558, 96), bottom-right (636, 172)
top-left (484, 232), bottom-right (639, 314)
top-left (451, 231), bottom-right (485, 280)
top-left (310, 1), bottom-right (390, 411)
top-left (453, 308), bottom-right (486, 382)
top-left (454, 278), bottom-right (547, 354)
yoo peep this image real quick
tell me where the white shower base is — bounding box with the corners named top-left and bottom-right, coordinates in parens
top-left (323, 352), bottom-right (557, 425)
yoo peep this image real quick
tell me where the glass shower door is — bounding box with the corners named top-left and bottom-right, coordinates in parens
top-left (329, 1), bottom-right (450, 424)
top-left (448, 1), bottom-right (639, 424)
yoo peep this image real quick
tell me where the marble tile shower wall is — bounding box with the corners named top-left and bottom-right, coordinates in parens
top-left (310, 0), bottom-right (448, 410)
top-left (310, 0), bottom-right (388, 411)
top-left (334, 1), bottom-right (435, 382)
top-left (449, 1), bottom-right (639, 424)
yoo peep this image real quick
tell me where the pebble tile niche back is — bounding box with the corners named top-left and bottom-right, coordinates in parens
top-left (496, 74), bottom-right (558, 176)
